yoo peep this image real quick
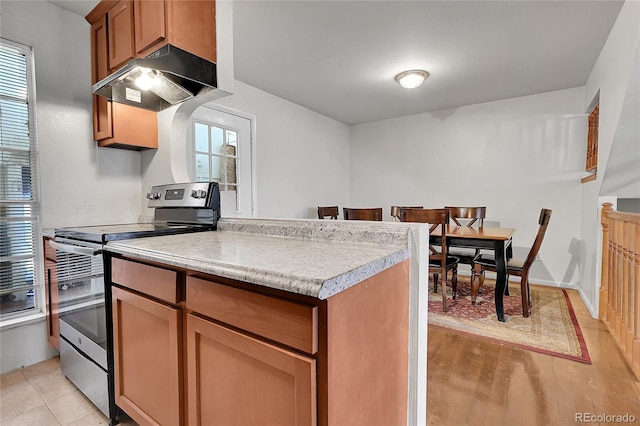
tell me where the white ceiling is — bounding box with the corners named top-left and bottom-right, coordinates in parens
top-left (48, 0), bottom-right (624, 125)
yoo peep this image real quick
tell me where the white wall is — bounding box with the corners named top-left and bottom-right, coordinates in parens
top-left (1, 1), bottom-right (143, 373)
top-left (600, 46), bottom-right (640, 198)
top-left (142, 81), bottom-right (351, 219)
top-left (350, 88), bottom-right (587, 286)
top-left (0, 320), bottom-right (58, 374)
top-left (581, 1), bottom-right (640, 317)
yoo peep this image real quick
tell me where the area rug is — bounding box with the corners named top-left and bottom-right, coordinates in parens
top-left (428, 278), bottom-right (591, 363)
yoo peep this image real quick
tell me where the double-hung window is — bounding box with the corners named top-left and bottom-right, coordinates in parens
top-left (0, 39), bottom-right (42, 320)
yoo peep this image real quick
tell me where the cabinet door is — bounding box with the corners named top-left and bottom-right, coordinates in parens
top-left (187, 314), bottom-right (317, 426)
top-left (92, 96), bottom-right (113, 141)
top-left (112, 286), bottom-right (182, 426)
top-left (45, 264), bottom-right (60, 350)
top-left (90, 15), bottom-right (113, 141)
top-left (43, 238), bottom-right (59, 350)
top-left (100, 102), bottom-right (157, 149)
top-left (108, 0), bottom-right (135, 71)
top-left (134, 0), bottom-right (166, 55)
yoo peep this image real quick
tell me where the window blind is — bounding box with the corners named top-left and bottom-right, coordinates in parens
top-left (0, 39), bottom-right (41, 317)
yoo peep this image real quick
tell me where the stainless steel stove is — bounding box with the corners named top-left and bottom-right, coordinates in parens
top-left (52, 182), bottom-right (220, 424)
top-left (56, 181), bottom-right (220, 243)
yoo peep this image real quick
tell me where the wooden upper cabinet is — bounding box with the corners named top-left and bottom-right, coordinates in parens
top-left (107, 0), bottom-right (135, 71)
top-left (87, 1), bottom-right (158, 149)
top-left (85, 0), bottom-right (215, 149)
top-left (134, 0), bottom-right (166, 55)
top-left (92, 95), bottom-right (113, 142)
top-left (101, 0), bottom-right (216, 66)
top-left (164, 0), bottom-right (217, 63)
top-left (134, 0), bottom-right (217, 62)
top-left (90, 16), bottom-right (109, 84)
top-left (90, 16), bottom-right (113, 140)
top-left (88, 0), bottom-right (216, 65)
top-left (100, 102), bottom-right (157, 149)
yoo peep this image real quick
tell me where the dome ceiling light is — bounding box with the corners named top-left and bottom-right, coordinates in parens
top-left (394, 70), bottom-right (429, 89)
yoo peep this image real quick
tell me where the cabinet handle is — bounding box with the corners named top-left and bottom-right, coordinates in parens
top-left (49, 240), bottom-right (102, 257)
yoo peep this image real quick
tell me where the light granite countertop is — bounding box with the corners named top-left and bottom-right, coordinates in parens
top-left (105, 217), bottom-right (417, 299)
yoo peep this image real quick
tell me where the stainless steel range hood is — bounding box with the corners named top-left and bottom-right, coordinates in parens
top-left (92, 44), bottom-right (217, 112)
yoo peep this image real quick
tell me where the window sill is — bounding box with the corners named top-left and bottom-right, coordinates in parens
top-left (0, 311), bottom-right (46, 330)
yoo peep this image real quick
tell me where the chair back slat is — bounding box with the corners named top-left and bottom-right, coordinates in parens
top-left (445, 206), bottom-right (487, 263)
top-left (472, 207), bottom-right (551, 318)
top-left (390, 206), bottom-right (424, 222)
top-left (318, 206), bottom-right (339, 219)
top-left (524, 208), bottom-right (552, 267)
top-left (445, 206), bottom-right (486, 227)
top-left (403, 208), bottom-right (459, 312)
top-left (402, 208), bottom-right (450, 269)
top-left (343, 207), bottom-right (383, 221)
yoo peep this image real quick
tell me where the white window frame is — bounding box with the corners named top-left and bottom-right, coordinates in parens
top-left (186, 103), bottom-right (257, 218)
top-left (0, 38), bottom-right (44, 325)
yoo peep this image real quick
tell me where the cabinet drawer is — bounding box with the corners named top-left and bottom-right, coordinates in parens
top-left (111, 258), bottom-right (179, 304)
top-left (186, 277), bottom-right (318, 355)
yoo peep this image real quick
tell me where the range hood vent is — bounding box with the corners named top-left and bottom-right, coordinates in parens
top-left (92, 44), bottom-right (217, 112)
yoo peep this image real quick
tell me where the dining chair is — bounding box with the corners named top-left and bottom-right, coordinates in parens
top-left (472, 208), bottom-right (552, 317)
top-left (317, 206), bottom-right (339, 219)
top-left (343, 208), bottom-right (383, 221)
top-left (445, 206), bottom-right (487, 267)
top-left (403, 208), bottom-right (460, 312)
top-left (390, 206), bottom-right (424, 222)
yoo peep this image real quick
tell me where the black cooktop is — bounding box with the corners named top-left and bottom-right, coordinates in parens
top-left (55, 223), bottom-right (213, 244)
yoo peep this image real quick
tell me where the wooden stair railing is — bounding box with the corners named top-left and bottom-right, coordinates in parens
top-left (600, 202), bottom-right (640, 379)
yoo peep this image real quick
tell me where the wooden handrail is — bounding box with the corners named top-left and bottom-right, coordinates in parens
top-left (600, 202), bottom-right (640, 379)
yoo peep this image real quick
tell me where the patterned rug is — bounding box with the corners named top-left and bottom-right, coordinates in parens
top-left (428, 278), bottom-right (591, 363)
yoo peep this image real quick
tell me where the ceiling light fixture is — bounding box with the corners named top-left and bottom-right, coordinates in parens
top-left (394, 70), bottom-right (429, 89)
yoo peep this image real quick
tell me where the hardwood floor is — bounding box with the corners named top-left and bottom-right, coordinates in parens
top-left (427, 289), bottom-right (640, 425)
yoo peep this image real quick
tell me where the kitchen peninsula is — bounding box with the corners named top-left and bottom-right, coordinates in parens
top-left (104, 218), bottom-right (428, 426)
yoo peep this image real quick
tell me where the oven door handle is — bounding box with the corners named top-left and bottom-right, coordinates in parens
top-left (49, 240), bottom-right (103, 256)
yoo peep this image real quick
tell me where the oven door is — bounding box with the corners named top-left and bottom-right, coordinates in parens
top-left (51, 238), bottom-right (110, 416)
top-left (52, 238), bottom-right (106, 359)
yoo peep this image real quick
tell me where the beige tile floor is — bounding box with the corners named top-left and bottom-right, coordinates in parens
top-left (0, 356), bottom-right (130, 426)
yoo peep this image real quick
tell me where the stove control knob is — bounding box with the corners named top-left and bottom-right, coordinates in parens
top-left (146, 192), bottom-right (161, 200)
top-left (191, 189), bottom-right (207, 199)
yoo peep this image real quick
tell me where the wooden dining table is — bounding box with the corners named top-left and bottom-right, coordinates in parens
top-left (430, 225), bottom-right (516, 322)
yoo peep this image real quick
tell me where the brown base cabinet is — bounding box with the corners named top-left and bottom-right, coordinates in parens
top-left (108, 255), bottom-right (409, 426)
top-left (43, 237), bottom-right (59, 350)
